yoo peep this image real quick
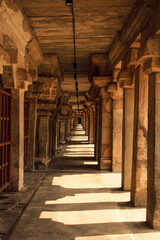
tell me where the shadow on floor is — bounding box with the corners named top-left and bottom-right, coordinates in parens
top-left (8, 171), bottom-right (160, 240)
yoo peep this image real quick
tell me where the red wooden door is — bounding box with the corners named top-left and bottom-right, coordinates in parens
top-left (0, 89), bottom-right (11, 192)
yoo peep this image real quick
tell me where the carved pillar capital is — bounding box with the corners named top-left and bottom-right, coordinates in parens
top-left (117, 67), bottom-right (134, 88)
top-left (138, 34), bottom-right (160, 64)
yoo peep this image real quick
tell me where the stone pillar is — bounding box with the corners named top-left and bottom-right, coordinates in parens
top-left (108, 83), bottom-right (123, 173)
top-left (49, 115), bottom-right (55, 156)
top-left (99, 90), bottom-right (112, 170)
top-left (92, 104), bottom-right (96, 143)
top-left (118, 68), bottom-right (134, 190)
top-left (82, 112), bottom-right (85, 130)
top-left (67, 117), bottom-right (71, 136)
top-left (52, 116), bottom-right (57, 153)
top-left (95, 98), bottom-right (100, 162)
top-left (131, 65), bottom-right (148, 207)
top-left (94, 77), bottom-right (112, 170)
top-left (138, 34), bottom-right (160, 229)
top-left (26, 98), bottom-right (37, 171)
top-left (59, 120), bottom-right (66, 144)
top-left (55, 119), bottom-right (59, 149)
top-left (10, 89), bottom-right (24, 191)
top-left (38, 112), bottom-right (50, 160)
top-left (71, 117), bottom-right (74, 130)
top-left (84, 109), bottom-right (89, 137)
top-left (86, 101), bottom-right (94, 143)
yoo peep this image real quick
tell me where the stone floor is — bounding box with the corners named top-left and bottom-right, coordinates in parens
top-left (2, 125), bottom-right (160, 240)
top-left (0, 172), bottom-right (45, 240)
top-left (8, 136), bottom-right (160, 240)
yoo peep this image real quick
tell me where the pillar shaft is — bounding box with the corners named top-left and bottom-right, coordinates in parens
top-left (67, 118), bottom-right (71, 136)
top-left (10, 89), bottom-right (24, 191)
top-left (38, 115), bottom-right (50, 158)
top-left (122, 88), bottom-right (134, 190)
top-left (26, 98), bottom-right (37, 171)
top-left (89, 106), bottom-right (94, 143)
top-left (59, 120), bottom-right (66, 144)
top-left (83, 115), bottom-right (85, 129)
top-left (131, 66), bottom-right (148, 206)
top-left (99, 95), bottom-right (112, 170)
top-left (112, 99), bottom-right (123, 172)
top-left (85, 111), bottom-right (89, 136)
top-left (55, 120), bottom-right (59, 149)
top-left (147, 72), bottom-right (160, 228)
top-left (49, 116), bottom-right (55, 156)
top-left (95, 100), bottom-right (100, 162)
top-left (71, 118), bottom-right (74, 130)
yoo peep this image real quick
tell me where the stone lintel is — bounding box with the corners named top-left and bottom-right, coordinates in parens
top-left (93, 76), bottom-right (111, 88)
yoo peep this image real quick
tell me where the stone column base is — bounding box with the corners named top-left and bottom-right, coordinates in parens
top-left (35, 157), bottom-right (52, 170)
top-left (99, 158), bottom-right (112, 170)
top-left (89, 138), bottom-right (94, 144)
top-left (112, 160), bottom-right (122, 173)
top-left (59, 141), bottom-right (66, 144)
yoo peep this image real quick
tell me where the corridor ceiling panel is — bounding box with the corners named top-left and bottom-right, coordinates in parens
top-left (20, 0), bottom-right (137, 77)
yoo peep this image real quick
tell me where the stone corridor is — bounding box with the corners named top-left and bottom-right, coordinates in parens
top-left (1, 0), bottom-right (160, 238)
top-left (8, 126), bottom-right (160, 240)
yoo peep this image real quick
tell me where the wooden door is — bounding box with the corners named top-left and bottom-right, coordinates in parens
top-left (0, 89), bottom-right (11, 192)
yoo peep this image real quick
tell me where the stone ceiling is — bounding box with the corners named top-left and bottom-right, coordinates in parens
top-left (20, 0), bottom-right (137, 102)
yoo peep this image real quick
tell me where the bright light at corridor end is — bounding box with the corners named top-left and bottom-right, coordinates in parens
top-left (66, 0), bottom-right (72, 6)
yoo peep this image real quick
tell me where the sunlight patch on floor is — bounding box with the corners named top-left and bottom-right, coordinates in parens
top-left (39, 208), bottom-right (146, 225)
top-left (75, 234), bottom-right (133, 240)
top-left (73, 130), bottom-right (85, 135)
top-left (63, 143), bottom-right (95, 157)
top-left (67, 136), bottom-right (88, 141)
top-left (75, 231), bottom-right (160, 240)
top-left (65, 148), bottom-right (94, 152)
top-left (83, 161), bottom-right (98, 165)
top-left (63, 153), bottom-right (95, 157)
top-left (67, 144), bottom-right (94, 148)
top-left (52, 173), bottom-right (122, 189)
top-left (45, 192), bottom-right (130, 205)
